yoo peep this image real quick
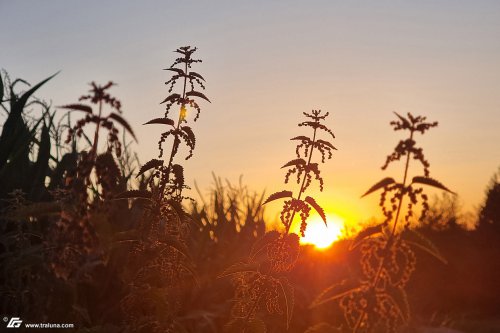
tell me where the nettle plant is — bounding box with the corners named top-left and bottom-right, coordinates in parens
top-left (311, 113), bottom-right (453, 333)
top-left (222, 110), bottom-right (336, 332)
top-left (116, 46), bottom-right (210, 332)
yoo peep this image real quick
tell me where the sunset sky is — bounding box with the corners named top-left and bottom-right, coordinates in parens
top-left (2, 1), bottom-right (499, 230)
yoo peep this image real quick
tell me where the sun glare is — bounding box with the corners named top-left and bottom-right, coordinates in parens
top-left (300, 214), bottom-right (344, 250)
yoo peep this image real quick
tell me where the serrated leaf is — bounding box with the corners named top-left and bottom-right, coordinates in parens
top-left (305, 196), bottom-right (327, 226)
top-left (58, 103), bottom-right (93, 113)
top-left (281, 158), bottom-right (306, 169)
top-left (218, 261), bottom-right (259, 278)
top-left (160, 93), bottom-right (181, 104)
top-left (316, 139), bottom-right (337, 150)
top-left (189, 71), bottom-right (205, 81)
top-left (158, 235), bottom-right (191, 260)
top-left (361, 177), bottom-right (396, 197)
top-left (137, 159), bottom-right (163, 177)
top-left (278, 277), bottom-right (294, 329)
top-left (113, 190), bottom-right (152, 200)
top-left (411, 176), bottom-right (454, 194)
top-left (108, 113), bottom-right (137, 141)
top-left (186, 90), bottom-right (211, 103)
top-left (386, 285), bottom-right (410, 322)
top-left (143, 118), bottom-right (175, 126)
top-left (262, 190), bottom-right (293, 205)
top-left (394, 111), bottom-right (411, 128)
top-left (402, 229), bottom-right (447, 264)
top-left (310, 279), bottom-right (360, 308)
top-left (163, 68), bottom-right (185, 75)
top-left (349, 223), bottom-right (385, 250)
top-left (249, 230), bottom-right (280, 260)
top-left (290, 135), bottom-right (311, 142)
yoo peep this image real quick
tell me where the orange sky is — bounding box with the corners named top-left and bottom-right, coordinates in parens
top-left (1, 1), bottom-right (499, 230)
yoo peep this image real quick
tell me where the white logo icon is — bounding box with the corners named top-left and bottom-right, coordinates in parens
top-left (6, 317), bottom-right (22, 328)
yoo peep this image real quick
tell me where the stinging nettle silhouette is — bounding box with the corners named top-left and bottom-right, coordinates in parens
top-left (221, 110), bottom-right (336, 332)
top-left (310, 112), bottom-right (454, 333)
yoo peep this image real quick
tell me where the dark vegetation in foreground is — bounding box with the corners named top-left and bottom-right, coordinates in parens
top-left (0, 59), bottom-right (499, 333)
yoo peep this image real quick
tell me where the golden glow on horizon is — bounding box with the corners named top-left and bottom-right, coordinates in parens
top-left (300, 214), bottom-right (344, 249)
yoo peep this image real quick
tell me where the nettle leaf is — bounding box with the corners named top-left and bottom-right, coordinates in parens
top-left (58, 103), bottom-right (93, 113)
top-left (137, 159), bottom-right (163, 177)
top-left (386, 285), bottom-right (410, 322)
top-left (316, 139), bottom-right (337, 150)
top-left (249, 230), bottom-right (280, 260)
top-left (114, 190), bottom-right (152, 200)
top-left (394, 111), bottom-right (411, 128)
top-left (186, 90), bottom-right (211, 103)
top-left (263, 190), bottom-right (293, 205)
top-left (290, 135), bottom-right (311, 142)
top-left (218, 261), bottom-right (259, 278)
top-left (361, 177), bottom-right (396, 197)
top-left (0, 72), bottom-right (4, 102)
top-left (160, 93), bottom-right (181, 104)
top-left (402, 229), bottom-right (447, 264)
top-left (143, 118), bottom-right (175, 126)
top-left (189, 71), bottom-right (205, 81)
top-left (305, 196), bottom-right (327, 226)
top-left (412, 176), bottom-right (455, 194)
top-left (281, 158), bottom-right (306, 169)
top-left (349, 223), bottom-right (385, 250)
top-left (310, 279), bottom-right (360, 308)
top-left (278, 277), bottom-right (294, 329)
top-left (108, 113), bottom-right (137, 141)
top-left (181, 126), bottom-right (195, 145)
top-left (163, 68), bottom-right (185, 75)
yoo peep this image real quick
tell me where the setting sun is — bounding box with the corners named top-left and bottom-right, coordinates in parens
top-left (300, 214), bottom-right (344, 249)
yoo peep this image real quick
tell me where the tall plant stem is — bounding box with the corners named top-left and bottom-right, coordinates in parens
top-left (353, 130), bottom-right (414, 333)
top-left (160, 60), bottom-right (189, 197)
top-left (91, 100), bottom-right (103, 158)
top-left (285, 127), bottom-right (317, 234)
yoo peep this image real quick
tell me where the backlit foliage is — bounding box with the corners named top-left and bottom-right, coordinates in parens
top-left (311, 112), bottom-right (453, 333)
top-left (222, 110), bottom-right (336, 332)
top-left (116, 46), bottom-right (209, 332)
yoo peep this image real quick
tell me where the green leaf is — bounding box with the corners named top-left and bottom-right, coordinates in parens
top-left (402, 229), bottom-right (447, 264)
top-left (249, 230), bottom-right (280, 260)
top-left (186, 90), bottom-right (211, 103)
top-left (262, 190), bottom-right (293, 205)
top-left (310, 279), bottom-right (360, 308)
top-left (143, 118), bottom-right (175, 126)
top-left (218, 261), bottom-right (259, 278)
top-left (281, 158), bottom-right (306, 169)
top-left (305, 196), bottom-right (327, 227)
top-left (361, 177), bottom-right (396, 197)
top-left (160, 93), bottom-right (181, 104)
top-left (411, 176), bottom-right (455, 194)
top-left (349, 223), bottom-right (385, 250)
top-left (108, 113), bottom-right (137, 141)
top-left (58, 103), bottom-right (92, 113)
top-left (278, 277), bottom-right (294, 329)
